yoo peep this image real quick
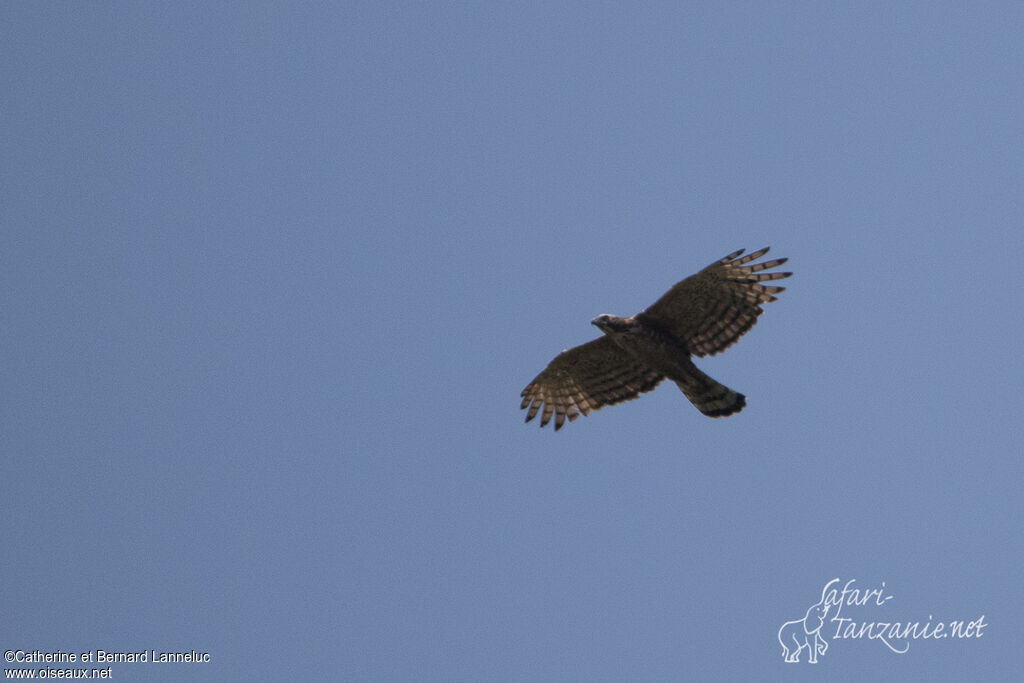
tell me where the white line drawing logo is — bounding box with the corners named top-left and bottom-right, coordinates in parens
top-left (779, 578), bottom-right (988, 662)
top-left (778, 584), bottom-right (830, 663)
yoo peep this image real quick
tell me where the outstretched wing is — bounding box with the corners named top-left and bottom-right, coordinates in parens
top-left (520, 336), bottom-right (664, 430)
top-left (638, 247), bottom-right (791, 357)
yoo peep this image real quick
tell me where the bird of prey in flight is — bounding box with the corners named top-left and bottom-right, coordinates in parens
top-left (520, 247), bottom-right (791, 430)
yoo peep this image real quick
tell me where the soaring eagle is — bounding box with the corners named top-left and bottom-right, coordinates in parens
top-left (520, 247), bottom-right (791, 430)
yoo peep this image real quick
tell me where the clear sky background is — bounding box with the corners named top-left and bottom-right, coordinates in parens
top-left (3, 2), bottom-right (1022, 681)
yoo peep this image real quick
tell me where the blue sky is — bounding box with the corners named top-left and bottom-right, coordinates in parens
top-left (3, 2), bottom-right (1022, 681)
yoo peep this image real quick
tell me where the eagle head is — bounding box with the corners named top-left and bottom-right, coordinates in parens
top-left (591, 314), bottom-right (635, 335)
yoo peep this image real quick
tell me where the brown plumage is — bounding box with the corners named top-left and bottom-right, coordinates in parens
top-left (520, 247), bottom-right (791, 430)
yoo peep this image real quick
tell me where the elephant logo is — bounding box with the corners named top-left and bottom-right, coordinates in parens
top-left (778, 587), bottom-right (830, 663)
